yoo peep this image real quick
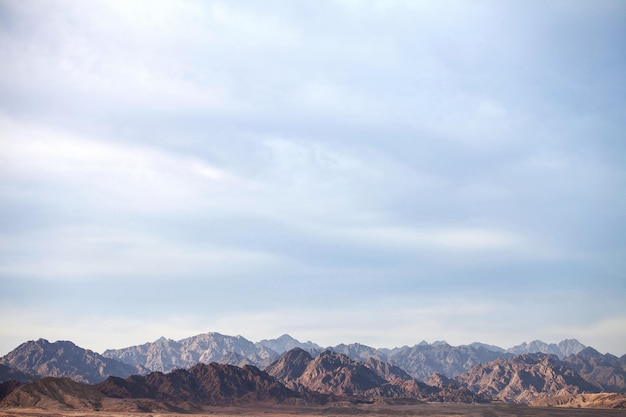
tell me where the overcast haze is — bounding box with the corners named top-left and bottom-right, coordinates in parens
top-left (1, 0), bottom-right (625, 356)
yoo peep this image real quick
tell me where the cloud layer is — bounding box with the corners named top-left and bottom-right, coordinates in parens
top-left (1, 0), bottom-right (625, 355)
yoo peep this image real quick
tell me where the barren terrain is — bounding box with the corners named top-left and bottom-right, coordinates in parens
top-left (1, 403), bottom-right (626, 417)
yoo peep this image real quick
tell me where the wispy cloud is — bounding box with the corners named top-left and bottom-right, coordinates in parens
top-left (0, 0), bottom-right (624, 356)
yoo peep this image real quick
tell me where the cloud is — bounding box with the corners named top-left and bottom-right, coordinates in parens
top-left (0, 117), bottom-right (235, 214)
top-left (0, 0), bottom-right (624, 356)
top-left (0, 226), bottom-right (284, 281)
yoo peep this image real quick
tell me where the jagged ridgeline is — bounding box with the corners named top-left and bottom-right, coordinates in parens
top-left (1, 333), bottom-right (625, 411)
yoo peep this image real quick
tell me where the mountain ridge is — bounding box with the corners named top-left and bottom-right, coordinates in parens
top-left (0, 339), bottom-right (147, 384)
top-left (455, 352), bottom-right (600, 404)
top-left (100, 333), bottom-right (591, 379)
top-left (2, 348), bottom-right (625, 410)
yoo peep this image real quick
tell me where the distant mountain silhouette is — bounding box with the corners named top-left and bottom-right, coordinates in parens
top-left (507, 339), bottom-right (586, 359)
top-left (386, 342), bottom-right (510, 380)
top-left (257, 334), bottom-right (322, 354)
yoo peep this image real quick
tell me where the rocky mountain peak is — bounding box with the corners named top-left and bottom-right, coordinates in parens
top-left (256, 334), bottom-right (321, 355)
top-left (0, 340), bottom-right (144, 384)
top-left (456, 352), bottom-right (599, 403)
top-left (507, 339), bottom-right (586, 359)
top-left (103, 332), bottom-right (279, 373)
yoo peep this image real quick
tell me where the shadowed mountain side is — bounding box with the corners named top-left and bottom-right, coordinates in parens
top-left (0, 381), bottom-right (22, 401)
top-left (0, 377), bottom-right (186, 413)
top-left (0, 364), bottom-right (36, 383)
top-left (95, 362), bottom-right (301, 406)
top-left (0, 339), bottom-right (147, 384)
top-left (562, 347), bottom-right (626, 392)
top-left (456, 353), bottom-right (599, 404)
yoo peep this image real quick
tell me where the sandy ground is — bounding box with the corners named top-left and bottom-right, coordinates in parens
top-left (1, 403), bottom-right (625, 417)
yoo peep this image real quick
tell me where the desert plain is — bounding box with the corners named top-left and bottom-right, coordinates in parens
top-left (1, 403), bottom-right (626, 417)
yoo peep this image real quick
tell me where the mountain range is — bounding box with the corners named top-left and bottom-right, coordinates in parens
top-left (0, 338), bottom-right (146, 384)
top-left (1, 332), bottom-right (625, 411)
top-left (100, 332), bottom-right (591, 379)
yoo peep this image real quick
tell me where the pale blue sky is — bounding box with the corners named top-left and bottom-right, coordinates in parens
top-left (1, 0), bottom-right (625, 356)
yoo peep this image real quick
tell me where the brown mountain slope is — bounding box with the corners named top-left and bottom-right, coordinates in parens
top-left (0, 339), bottom-right (145, 384)
top-left (456, 353), bottom-right (599, 404)
top-left (0, 381), bottom-right (21, 402)
top-left (0, 377), bottom-right (182, 413)
top-left (264, 347), bottom-right (314, 385)
top-left (531, 392), bottom-right (626, 409)
top-left (562, 347), bottom-right (626, 392)
top-left (96, 362), bottom-right (299, 406)
top-left (291, 350), bottom-right (389, 398)
top-left (0, 377), bottom-right (105, 410)
top-left (266, 349), bottom-right (482, 403)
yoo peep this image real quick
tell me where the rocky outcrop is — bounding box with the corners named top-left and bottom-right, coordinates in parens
top-left (562, 347), bottom-right (626, 392)
top-left (266, 349), bottom-right (482, 403)
top-left (456, 353), bottom-right (598, 403)
top-left (0, 339), bottom-right (146, 384)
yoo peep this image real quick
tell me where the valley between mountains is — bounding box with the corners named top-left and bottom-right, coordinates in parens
top-left (0, 333), bottom-right (625, 415)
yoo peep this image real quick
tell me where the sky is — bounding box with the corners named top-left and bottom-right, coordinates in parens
top-left (0, 0), bottom-right (625, 357)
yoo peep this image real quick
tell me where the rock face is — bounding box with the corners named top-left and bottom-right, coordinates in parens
top-left (96, 362), bottom-right (298, 406)
top-left (265, 349), bottom-right (481, 403)
top-left (456, 353), bottom-right (599, 403)
top-left (101, 333), bottom-right (591, 382)
top-left (0, 339), bottom-right (145, 384)
top-left (562, 347), bottom-right (626, 392)
top-left (103, 332), bottom-right (279, 373)
top-left (264, 348), bottom-right (314, 384)
top-left (274, 350), bottom-right (389, 398)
